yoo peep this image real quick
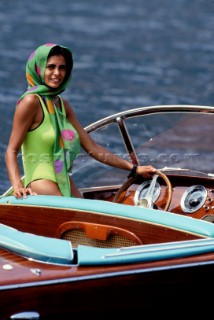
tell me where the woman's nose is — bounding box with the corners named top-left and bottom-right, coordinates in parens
top-left (53, 68), bottom-right (60, 75)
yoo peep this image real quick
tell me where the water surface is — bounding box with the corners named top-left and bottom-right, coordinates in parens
top-left (0, 0), bottom-right (213, 193)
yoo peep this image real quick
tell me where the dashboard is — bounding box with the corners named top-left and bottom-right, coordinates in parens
top-left (115, 174), bottom-right (214, 221)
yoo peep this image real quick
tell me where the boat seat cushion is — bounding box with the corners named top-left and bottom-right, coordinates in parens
top-left (0, 223), bottom-right (73, 265)
top-left (1, 195), bottom-right (214, 238)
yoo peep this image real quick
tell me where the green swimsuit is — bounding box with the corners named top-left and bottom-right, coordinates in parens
top-left (22, 95), bottom-right (80, 196)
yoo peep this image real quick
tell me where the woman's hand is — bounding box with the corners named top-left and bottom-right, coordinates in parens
top-left (13, 187), bottom-right (37, 199)
top-left (136, 165), bottom-right (156, 179)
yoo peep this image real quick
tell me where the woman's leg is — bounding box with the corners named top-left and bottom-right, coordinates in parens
top-left (69, 176), bottom-right (83, 198)
top-left (28, 179), bottom-right (63, 196)
top-left (29, 178), bottom-right (83, 197)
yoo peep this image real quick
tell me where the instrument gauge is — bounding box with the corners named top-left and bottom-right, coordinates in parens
top-left (180, 185), bottom-right (207, 213)
top-left (134, 180), bottom-right (161, 205)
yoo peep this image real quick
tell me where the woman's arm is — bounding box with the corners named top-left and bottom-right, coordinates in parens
top-left (5, 95), bottom-right (40, 198)
top-left (64, 100), bottom-right (156, 178)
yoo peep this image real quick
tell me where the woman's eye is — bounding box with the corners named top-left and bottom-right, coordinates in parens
top-left (46, 65), bottom-right (66, 71)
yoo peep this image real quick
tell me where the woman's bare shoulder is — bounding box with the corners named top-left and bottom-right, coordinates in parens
top-left (15, 94), bottom-right (41, 120)
top-left (16, 94), bottom-right (41, 111)
top-left (19, 93), bottom-right (41, 105)
top-left (61, 98), bottom-right (75, 115)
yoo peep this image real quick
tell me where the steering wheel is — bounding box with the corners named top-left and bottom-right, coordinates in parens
top-left (113, 170), bottom-right (172, 211)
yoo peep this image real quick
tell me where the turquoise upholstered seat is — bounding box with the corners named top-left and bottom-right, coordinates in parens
top-left (0, 223), bottom-right (72, 265)
top-left (1, 195), bottom-right (214, 238)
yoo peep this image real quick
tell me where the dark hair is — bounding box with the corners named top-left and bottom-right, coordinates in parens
top-left (48, 45), bottom-right (73, 79)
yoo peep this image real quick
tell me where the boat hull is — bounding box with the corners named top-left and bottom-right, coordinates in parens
top-left (1, 252), bottom-right (214, 319)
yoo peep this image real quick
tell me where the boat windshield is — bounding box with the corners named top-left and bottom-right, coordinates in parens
top-left (72, 109), bottom-right (214, 189)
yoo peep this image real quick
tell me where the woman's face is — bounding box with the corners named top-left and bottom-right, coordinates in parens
top-left (44, 55), bottom-right (67, 89)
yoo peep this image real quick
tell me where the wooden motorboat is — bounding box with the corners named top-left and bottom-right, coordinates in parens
top-left (1, 105), bottom-right (214, 319)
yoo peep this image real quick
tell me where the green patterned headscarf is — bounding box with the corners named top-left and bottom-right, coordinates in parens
top-left (18, 43), bottom-right (80, 196)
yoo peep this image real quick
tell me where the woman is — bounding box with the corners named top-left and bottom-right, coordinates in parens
top-left (5, 43), bottom-right (156, 199)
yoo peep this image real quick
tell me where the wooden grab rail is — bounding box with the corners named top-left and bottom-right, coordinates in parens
top-left (55, 221), bottom-right (143, 247)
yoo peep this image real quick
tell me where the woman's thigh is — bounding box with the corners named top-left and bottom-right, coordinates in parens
top-left (28, 179), bottom-right (63, 196)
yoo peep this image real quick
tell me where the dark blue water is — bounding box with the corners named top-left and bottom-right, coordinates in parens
top-left (0, 0), bottom-right (214, 193)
